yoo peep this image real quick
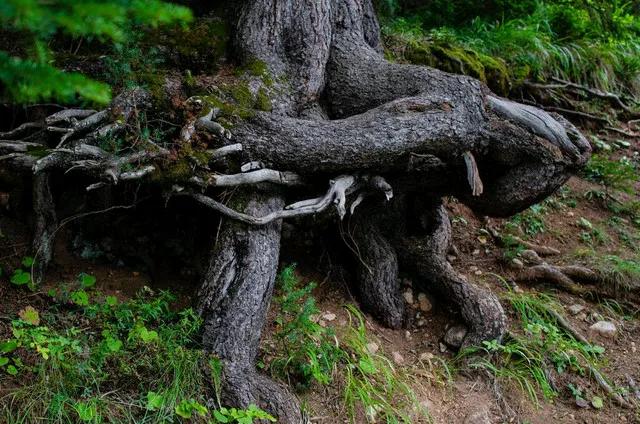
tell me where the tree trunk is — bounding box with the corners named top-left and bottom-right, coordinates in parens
top-left (197, 189), bottom-right (302, 422)
top-left (1, 0), bottom-right (593, 421)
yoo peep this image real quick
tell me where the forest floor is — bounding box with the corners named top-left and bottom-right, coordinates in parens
top-left (1, 135), bottom-right (639, 423)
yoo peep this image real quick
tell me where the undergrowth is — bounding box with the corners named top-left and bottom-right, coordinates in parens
top-left (382, 0), bottom-right (640, 99)
top-left (268, 265), bottom-right (428, 423)
top-left (0, 275), bottom-right (272, 424)
top-left (457, 290), bottom-right (608, 408)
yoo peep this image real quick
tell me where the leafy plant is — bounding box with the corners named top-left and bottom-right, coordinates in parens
top-left (270, 265), bottom-right (342, 389)
top-left (584, 154), bottom-right (638, 196)
top-left (0, 0), bottom-right (192, 104)
top-left (458, 291), bottom-right (607, 407)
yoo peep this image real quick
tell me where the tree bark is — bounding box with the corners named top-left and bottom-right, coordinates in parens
top-left (1, 0), bottom-right (593, 421)
top-left (197, 189), bottom-right (302, 423)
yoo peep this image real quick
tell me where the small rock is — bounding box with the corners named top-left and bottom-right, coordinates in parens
top-left (403, 289), bottom-right (414, 305)
top-left (510, 258), bottom-right (524, 269)
top-left (420, 399), bottom-right (433, 412)
top-left (319, 320), bottom-right (327, 327)
top-left (567, 211), bottom-right (575, 217)
top-left (575, 398), bottom-right (589, 408)
top-left (405, 331), bottom-right (412, 341)
top-left (417, 319), bottom-right (426, 327)
top-left (443, 325), bottom-right (468, 349)
top-left (477, 235), bottom-right (487, 245)
top-left (513, 284), bottom-right (524, 294)
top-left (590, 321), bottom-right (617, 338)
top-left (567, 304), bottom-right (586, 315)
top-left (464, 408), bottom-right (491, 424)
top-left (392, 351), bottom-right (404, 365)
top-left (322, 312), bottom-right (336, 321)
top-left (419, 352), bottom-right (434, 361)
top-left (417, 293), bottom-right (432, 312)
top-left (576, 312), bottom-right (588, 322)
top-left (439, 343), bottom-right (447, 353)
top-left (470, 266), bottom-right (479, 272)
top-left (632, 342), bottom-right (637, 353)
top-left (472, 249), bottom-right (480, 256)
top-left (366, 342), bottom-right (379, 354)
top-left (447, 255), bottom-right (457, 262)
top-left (474, 270), bottom-right (483, 276)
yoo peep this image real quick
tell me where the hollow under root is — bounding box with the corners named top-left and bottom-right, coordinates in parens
top-left (394, 198), bottom-right (506, 349)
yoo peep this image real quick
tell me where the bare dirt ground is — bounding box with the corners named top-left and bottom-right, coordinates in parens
top-left (1, 167), bottom-right (639, 423)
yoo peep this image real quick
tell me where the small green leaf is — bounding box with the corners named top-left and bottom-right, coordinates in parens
top-left (0, 357), bottom-right (8, 367)
top-left (175, 400), bottom-right (193, 418)
top-left (213, 410), bottom-right (230, 422)
top-left (70, 290), bottom-right (90, 306)
top-left (6, 365), bottom-right (18, 375)
top-left (105, 295), bottom-right (118, 307)
top-left (0, 341), bottom-right (18, 353)
top-left (139, 327), bottom-right (158, 343)
top-left (591, 396), bottom-right (604, 409)
top-left (78, 273), bottom-right (96, 288)
top-left (21, 257), bottom-right (34, 268)
top-left (106, 338), bottom-right (122, 352)
top-left (146, 391), bottom-right (164, 411)
top-left (10, 269), bottom-right (30, 286)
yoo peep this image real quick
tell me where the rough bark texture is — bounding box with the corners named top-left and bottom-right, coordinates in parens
top-left (392, 199), bottom-right (506, 348)
top-left (32, 172), bottom-right (57, 283)
top-left (350, 212), bottom-right (405, 329)
top-left (1, 0), bottom-right (594, 421)
top-left (197, 189), bottom-right (301, 422)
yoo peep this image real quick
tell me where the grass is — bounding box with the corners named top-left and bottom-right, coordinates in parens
top-left (267, 266), bottom-right (429, 423)
top-left (0, 277), bottom-right (272, 423)
top-left (457, 290), bottom-right (607, 408)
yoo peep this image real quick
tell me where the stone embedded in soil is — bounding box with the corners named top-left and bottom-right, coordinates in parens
top-left (589, 321), bottom-right (617, 338)
top-left (444, 325), bottom-right (468, 349)
top-left (366, 342), bottom-right (379, 354)
top-left (322, 312), bottom-right (336, 321)
top-left (510, 258), bottom-right (524, 269)
top-left (392, 351), bottom-right (404, 365)
top-left (417, 293), bottom-right (432, 312)
top-left (464, 408), bottom-right (492, 424)
top-left (403, 289), bottom-right (414, 305)
top-left (567, 304), bottom-right (586, 315)
top-left (419, 352), bottom-right (434, 361)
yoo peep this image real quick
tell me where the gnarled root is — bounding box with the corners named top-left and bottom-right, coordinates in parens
top-left (348, 211), bottom-right (405, 329)
top-left (31, 172), bottom-right (57, 283)
top-left (394, 198), bottom-right (506, 349)
top-left (197, 189), bottom-right (302, 423)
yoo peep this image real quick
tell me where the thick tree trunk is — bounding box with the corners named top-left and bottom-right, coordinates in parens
top-left (197, 189), bottom-right (302, 423)
top-left (1, 0), bottom-right (593, 421)
top-left (32, 172), bottom-right (57, 284)
top-left (350, 211), bottom-right (405, 329)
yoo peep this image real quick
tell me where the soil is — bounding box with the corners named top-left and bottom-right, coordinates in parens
top-left (1, 151), bottom-right (639, 423)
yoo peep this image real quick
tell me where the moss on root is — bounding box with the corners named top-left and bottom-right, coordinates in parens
top-left (393, 38), bottom-right (512, 95)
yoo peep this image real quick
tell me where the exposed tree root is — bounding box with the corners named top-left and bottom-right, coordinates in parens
top-left (349, 211), bottom-right (405, 329)
top-left (197, 190), bottom-right (303, 423)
